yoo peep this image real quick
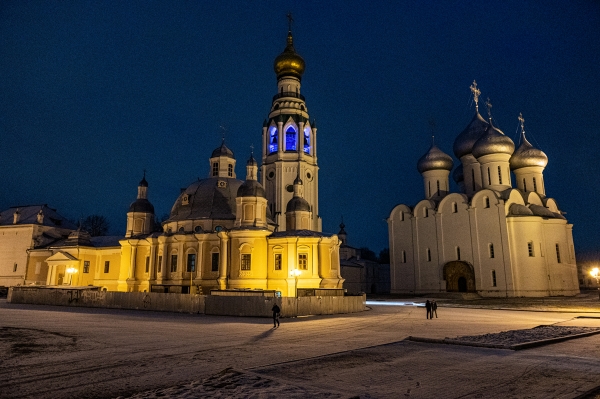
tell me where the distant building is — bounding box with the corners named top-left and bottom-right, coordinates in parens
top-left (0, 205), bottom-right (77, 287)
top-left (339, 221), bottom-right (390, 295)
top-left (387, 83), bottom-right (579, 297)
top-left (5, 28), bottom-right (345, 296)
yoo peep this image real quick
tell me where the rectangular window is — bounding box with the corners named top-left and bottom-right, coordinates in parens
top-left (241, 254), bottom-right (251, 270)
top-left (158, 256), bottom-right (162, 273)
top-left (400, 212), bottom-right (404, 221)
top-left (498, 166), bottom-right (502, 184)
top-left (492, 270), bottom-right (497, 287)
top-left (228, 164), bottom-right (233, 177)
top-left (171, 255), bottom-right (178, 272)
top-left (402, 250), bottom-right (406, 263)
top-left (487, 167), bottom-right (491, 185)
top-left (104, 261), bottom-right (110, 273)
top-left (533, 177), bottom-right (538, 192)
top-left (83, 261), bottom-right (90, 273)
top-left (489, 244), bottom-right (495, 259)
top-left (527, 242), bottom-right (534, 257)
top-left (13, 263), bottom-right (17, 272)
top-left (555, 244), bottom-right (561, 263)
top-left (145, 257), bottom-right (150, 273)
top-left (274, 253), bottom-right (282, 270)
top-left (298, 254), bottom-right (308, 270)
top-left (187, 253), bottom-right (196, 272)
top-left (456, 247), bottom-right (461, 261)
top-left (426, 248), bottom-right (431, 262)
top-left (211, 253), bottom-right (219, 272)
top-left (212, 162), bottom-right (218, 176)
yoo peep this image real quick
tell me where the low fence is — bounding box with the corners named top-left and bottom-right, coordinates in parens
top-left (7, 287), bottom-right (366, 317)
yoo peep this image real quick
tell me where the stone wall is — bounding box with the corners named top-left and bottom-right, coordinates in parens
top-left (8, 287), bottom-right (366, 317)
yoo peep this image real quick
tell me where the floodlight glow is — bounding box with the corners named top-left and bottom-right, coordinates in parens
top-left (66, 267), bottom-right (77, 274)
top-left (591, 268), bottom-right (600, 279)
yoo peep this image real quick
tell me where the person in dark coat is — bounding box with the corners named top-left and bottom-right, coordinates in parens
top-left (271, 303), bottom-right (280, 328)
top-left (431, 300), bottom-right (438, 318)
top-left (425, 300), bottom-right (432, 319)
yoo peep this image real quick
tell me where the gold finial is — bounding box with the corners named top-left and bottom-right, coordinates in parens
top-left (518, 112), bottom-right (525, 134)
top-left (485, 97), bottom-right (492, 120)
top-left (470, 80), bottom-right (481, 111)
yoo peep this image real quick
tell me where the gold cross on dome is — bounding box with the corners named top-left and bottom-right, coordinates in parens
top-left (485, 98), bottom-right (492, 119)
top-left (470, 80), bottom-right (481, 110)
top-left (287, 12), bottom-right (294, 31)
top-left (518, 112), bottom-right (525, 132)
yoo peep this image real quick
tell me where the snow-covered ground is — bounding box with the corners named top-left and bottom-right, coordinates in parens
top-left (1, 297), bottom-right (600, 398)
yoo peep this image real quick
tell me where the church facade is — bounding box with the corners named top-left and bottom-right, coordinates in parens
top-left (6, 29), bottom-right (344, 296)
top-left (388, 83), bottom-right (579, 297)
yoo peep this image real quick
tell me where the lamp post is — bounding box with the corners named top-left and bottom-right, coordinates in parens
top-left (290, 268), bottom-right (301, 297)
top-left (591, 268), bottom-right (600, 300)
top-left (66, 267), bottom-right (77, 286)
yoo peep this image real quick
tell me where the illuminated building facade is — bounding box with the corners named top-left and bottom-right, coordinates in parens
top-left (6, 28), bottom-right (344, 296)
top-left (388, 83), bottom-right (579, 297)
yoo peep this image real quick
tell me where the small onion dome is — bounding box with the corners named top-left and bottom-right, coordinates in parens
top-left (129, 198), bottom-right (155, 213)
top-left (453, 164), bottom-right (464, 183)
top-left (211, 142), bottom-right (234, 158)
top-left (247, 154), bottom-right (257, 166)
top-left (338, 221), bottom-right (347, 235)
top-left (237, 180), bottom-right (266, 198)
top-left (139, 176), bottom-right (148, 187)
top-left (286, 196), bottom-right (311, 213)
top-left (453, 111), bottom-right (489, 158)
top-left (274, 31), bottom-right (305, 80)
top-left (472, 122), bottom-right (515, 158)
top-left (417, 144), bottom-right (454, 174)
top-left (509, 133), bottom-right (548, 170)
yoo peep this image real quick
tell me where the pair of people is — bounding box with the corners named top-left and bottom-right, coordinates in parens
top-left (425, 299), bottom-right (438, 319)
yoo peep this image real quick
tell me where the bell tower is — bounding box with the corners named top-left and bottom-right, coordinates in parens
top-left (261, 16), bottom-right (321, 232)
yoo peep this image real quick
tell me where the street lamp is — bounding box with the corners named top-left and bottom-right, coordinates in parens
top-left (66, 267), bottom-right (77, 286)
top-left (590, 267), bottom-right (600, 300)
top-left (290, 268), bottom-right (301, 297)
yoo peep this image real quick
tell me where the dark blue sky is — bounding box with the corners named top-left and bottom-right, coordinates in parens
top-left (1, 1), bottom-right (599, 255)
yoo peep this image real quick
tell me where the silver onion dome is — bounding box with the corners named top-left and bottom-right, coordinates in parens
top-left (510, 132), bottom-right (548, 170)
top-left (417, 144), bottom-right (454, 174)
top-left (472, 122), bottom-right (515, 158)
top-left (453, 111), bottom-right (489, 159)
top-left (452, 164), bottom-right (464, 183)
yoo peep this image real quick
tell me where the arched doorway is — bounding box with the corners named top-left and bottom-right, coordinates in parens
top-left (443, 261), bottom-right (476, 292)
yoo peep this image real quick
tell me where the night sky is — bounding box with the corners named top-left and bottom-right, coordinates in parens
top-left (1, 1), bottom-right (599, 255)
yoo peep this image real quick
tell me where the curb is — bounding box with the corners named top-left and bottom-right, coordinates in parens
top-left (407, 328), bottom-right (600, 350)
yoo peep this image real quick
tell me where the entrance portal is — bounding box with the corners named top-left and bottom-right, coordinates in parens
top-left (443, 261), bottom-right (476, 292)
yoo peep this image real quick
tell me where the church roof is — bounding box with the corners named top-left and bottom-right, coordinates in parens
top-left (237, 180), bottom-right (266, 198)
top-left (168, 177), bottom-right (244, 222)
top-left (128, 198), bottom-right (155, 213)
top-left (269, 230), bottom-right (332, 238)
top-left (0, 205), bottom-right (77, 229)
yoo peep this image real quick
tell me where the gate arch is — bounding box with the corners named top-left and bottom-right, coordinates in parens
top-left (443, 261), bottom-right (476, 292)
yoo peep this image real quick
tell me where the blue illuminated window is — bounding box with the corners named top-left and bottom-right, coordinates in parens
top-left (285, 127), bottom-right (296, 151)
top-left (303, 129), bottom-right (310, 154)
top-left (269, 127), bottom-right (278, 153)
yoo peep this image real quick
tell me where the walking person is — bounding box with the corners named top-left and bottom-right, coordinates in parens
top-left (425, 300), bottom-right (431, 319)
top-left (271, 303), bottom-right (280, 328)
top-left (431, 300), bottom-right (438, 318)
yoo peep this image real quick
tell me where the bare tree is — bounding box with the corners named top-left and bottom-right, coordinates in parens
top-left (81, 215), bottom-right (110, 237)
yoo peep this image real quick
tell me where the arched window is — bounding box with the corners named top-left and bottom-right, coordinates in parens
top-left (285, 126), bottom-right (297, 151)
top-left (555, 243), bottom-right (561, 263)
top-left (401, 250), bottom-right (406, 263)
top-left (436, 180), bottom-right (440, 195)
top-left (523, 178), bottom-right (527, 192)
top-left (428, 181), bottom-right (431, 197)
top-left (303, 128), bottom-right (311, 154)
top-left (487, 168), bottom-right (491, 185)
top-left (426, 248), bottom-right (431, 262)
top-left (424, 208), bottom-right (428, 218)
top-left (533, 177), bottom-right (537, 192)
top-left (484, 197), bottom-right (490, 208)
top-left (186, 252), bottom-right (196, 273)
top-left (527, 242), bottom-right (534, 257)
top-left (400, 211), bottom-right (404, 221)
top-left (489, 243), bottom-right (495, 258)
top-left (471, 169), bottom-right (475, 191)
top-left (269, 127), bottom-right (278, 153)
top-left (456, 247), bottom-right (461, 260)
top-left (491, 270), bottom-right (497, 287)
top-left (452, 202), bottom-right (458, 213)
top-left (498, 166), bottom-right (502, 184)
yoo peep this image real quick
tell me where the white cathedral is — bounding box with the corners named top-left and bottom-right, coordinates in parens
top-left (387, 82), bottom-right (579, 297)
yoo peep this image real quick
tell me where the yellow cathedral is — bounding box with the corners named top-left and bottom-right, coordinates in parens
top-left (17, 29), bottom-right (344, 296)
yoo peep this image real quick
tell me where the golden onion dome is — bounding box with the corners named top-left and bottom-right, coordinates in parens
top-left (510, 132), bottom-right (548, 170)
top-left (472, 122), bottom-right (515, 158)
top-left (417, 144), bottom-right (454, 174)
top-left (274, 31), bottom-right (305, 80)
top-left (453, 111), bottom-right (489, 159)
